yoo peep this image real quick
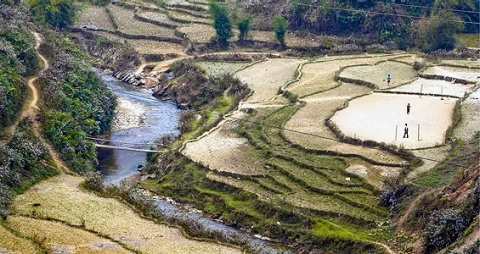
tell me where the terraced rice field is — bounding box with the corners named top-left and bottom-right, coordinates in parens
top-left (338, 60), bottom-right (418, 88)
top-left (11, 174), bottom-right (241, 254)
top-left (195, 61), bottom-right (250, 77)
top-left (108, 5), bottom-right (178, 38)
top-left (421, 65), bottom-right (480, 82)
top-left (0, 224), bottom-right (38, 253)
top-left (177, 24), bottom-right (215, 43)
top-left (5, 216), bottom-right (130, 254)
top-left (94, 31), bottom-right (185, 55)
top-left (76, 5), bottom-right (116, 31)
top-left (285, 54), bottom-right (402, 97)
top-left (183, 53), bottom-right (479, 235)
top-left (136, 10), bottom-right (183, 27)
top-left (168, 10), bottom-right (211, 24)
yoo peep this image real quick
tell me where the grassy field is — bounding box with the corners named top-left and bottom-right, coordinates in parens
top-left (456, 33), bottom-right (480, 48)
top-left (0, 223), bottom-right (39, 253)
top-left (10, 174), bottom-right (241, 254)
top-left (5, 215), bottom-right (131, 254)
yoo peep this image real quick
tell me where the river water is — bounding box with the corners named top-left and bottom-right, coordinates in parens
top-left (94, 70), bottom-right (181, 184)
top-left (94, 70), bottom-right (288, 254)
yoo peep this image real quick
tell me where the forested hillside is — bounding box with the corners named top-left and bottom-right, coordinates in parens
top-left (229, 0), bottom-right (478, 52)
top-left (0, 0), bottom-right (115, 219)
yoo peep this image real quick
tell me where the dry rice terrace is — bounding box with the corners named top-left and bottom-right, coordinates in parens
top-left (74, 1), bottom-right (480, 252)
top-left (74, 0), bottom-right (339, 69)
top-left (180, 53), bottom-right (479, 252)
top-left (1, 29), bottom-right (241, 253)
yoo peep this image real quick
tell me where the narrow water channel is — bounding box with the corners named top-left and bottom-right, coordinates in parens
top-left (94, 70), bottom-right (288, 254)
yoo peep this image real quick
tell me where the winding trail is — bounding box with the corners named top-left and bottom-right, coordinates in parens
top-left (29, 32), bottom-right (69, 171)
top-left (395, 189), bottom-right (433, 229)
top-left (25, 33), bottom-right (47, 113)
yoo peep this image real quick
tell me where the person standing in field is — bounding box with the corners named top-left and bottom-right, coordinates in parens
top-left (386, 74), bottom-right (391, 86)
top-left (407, 103), bottom-right (411, 115)
top-left (403, 123), bottom-right (409, 138)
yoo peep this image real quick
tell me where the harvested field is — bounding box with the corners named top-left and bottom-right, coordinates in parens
top-left (330, 93), bottom-right (458, 149)
top-left (168, 11), bottom-right (211, 24)
top-left (12, 174), bottom-right (241, 253)
top-left (408, 146), bottom-right (451, 180)
top-left (286, 54), bottom-right (405, 97)
top-left (137, 10), bottom-right (182, 27)
top-left (0, 224), bottom-right (38, 253)
top-left (76, 5), bottom-right (116, 31)
top-left (5, 216), bottom-right (130, 254)
top-left (453, 88), bottom-right (480, 141)
top-left (440, 59), bottom-right (480, 68)
top-left (195, 61), bottom-right (250, 77)
top-left (344, 158), bottom-right (400, 189)
top-left (421, 66), bottom-right (480, 82)
top-left (390, 78), bottom-right (475, 98)
top-left (285, 83), bottom-right (403, 164)
top-left (338, 60), bottom-right (417, 89)
top-left (249, 30), bottom-right (274, 43)
top-left (390, 55), bottom-right (423, 65)
top-left (177, 24), bottom-right (215, 43)
top-left (108, 5), bottom-right (177, 38)
top-left (94, 31), bottom-right (185, 55)
top-left (235, 58), bottom-right (306, 102)
top-left (182, 111), bottom-right (266, 175)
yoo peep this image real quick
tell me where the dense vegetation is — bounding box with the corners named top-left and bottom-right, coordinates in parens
top-left (0, 1), bottom-right (115, 220)
top-left (37, 29), bottom-right (116, 174)
top-left (0, 5), bottom-right (38, 129)
top-left (286, 0), bottom-right (476, 52)
top-left (153, 59), bottom-right (250, 111)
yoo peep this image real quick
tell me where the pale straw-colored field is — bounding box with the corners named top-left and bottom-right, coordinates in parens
top-left (11, 174), bottom-right (241, 254)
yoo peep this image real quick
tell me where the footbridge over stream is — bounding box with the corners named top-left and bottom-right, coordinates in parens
top-left (87, 137), bottom-right (165, 153)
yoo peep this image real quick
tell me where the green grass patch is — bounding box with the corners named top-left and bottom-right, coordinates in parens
top-left (196, 186), bottom-right (264, 220)
top-left (456, 33), bottom-right (480, 48)
top-left (268, 157), bottom-right (369, 194)
top-left (254, 175), bottom-right (292, 194)
top-left (312, 218), bottom-right (371, 241)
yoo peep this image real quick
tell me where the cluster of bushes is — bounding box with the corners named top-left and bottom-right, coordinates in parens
top-left (154, 59), bottom-right (250, 110)
top-left (396, 135), bottom-right (479, 252)
top-left (70, 30), bottom-right (141, 72)
top-left (0, 118), bottom-right (57, 220)
top-left (37, 30), bottom-right (116, 174)
top-left (286, 0), bottom-right (476, 52)
top-left (0, 5), bottom-right (38, 129)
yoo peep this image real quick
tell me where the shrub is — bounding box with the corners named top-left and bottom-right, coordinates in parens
top-left (83, 172), bottom-right (104, 193)
top-left (272, 15), bottom-right (288, 46)
top-left (424, 208), bottom-right (469, 252)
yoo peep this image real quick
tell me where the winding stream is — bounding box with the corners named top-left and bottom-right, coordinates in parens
top-left (94, 69), bottom-right (180, 184)
top-left (94, 70), bottom-right (287, 253)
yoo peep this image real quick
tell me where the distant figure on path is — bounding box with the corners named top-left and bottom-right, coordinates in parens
top-left (403, 123), bottom-right (409, 138)
top-left (407, 103), bottom-right (411, 115)
top-left (386, 74), bottom-right (391, 86)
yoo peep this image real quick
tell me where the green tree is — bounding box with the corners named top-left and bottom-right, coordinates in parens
top-left (209, 0), bottom-right (233, 47)
top-left (28, 0), bottom-right (77, 29)
top-left (236, 15), bottom-right (252, 42)
top-left (415, 10), bottom-right (464, 52)
top-left (272, 15), bottom-right (288, 46)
